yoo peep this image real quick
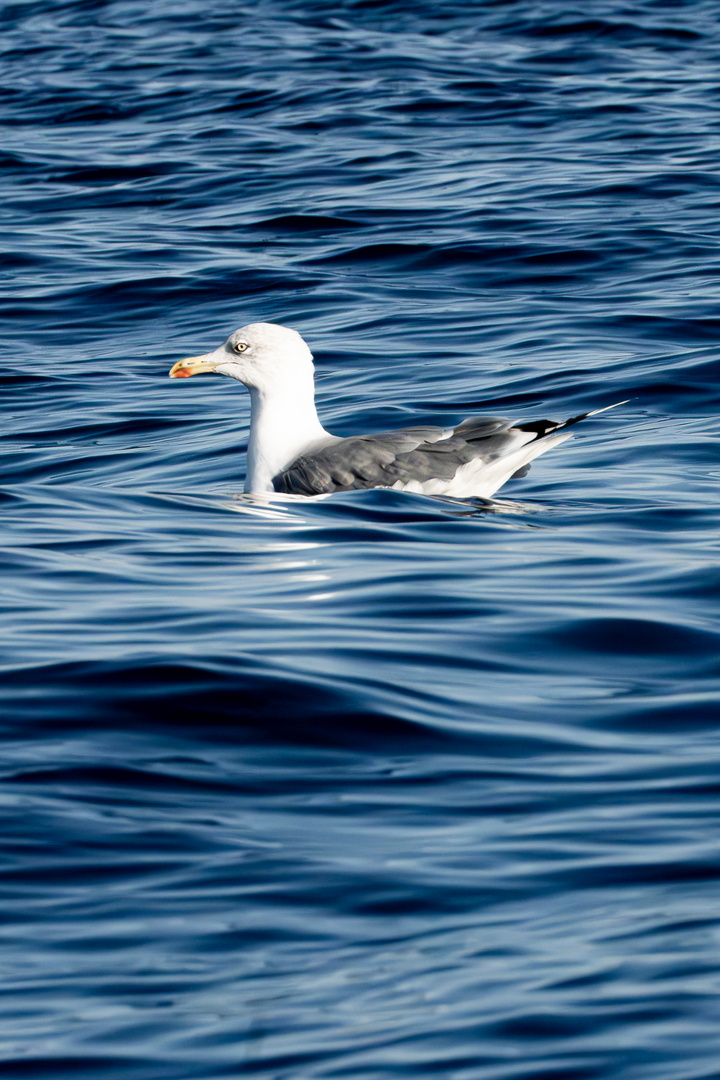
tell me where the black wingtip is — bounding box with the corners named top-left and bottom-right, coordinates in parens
top-left (558, 399), bottom-right (630, 432)
top-left (516, 399), bottom-right (629, 441)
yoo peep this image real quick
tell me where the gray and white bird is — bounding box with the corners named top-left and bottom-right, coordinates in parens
top-left (170, 322), bottom-right (618, 498)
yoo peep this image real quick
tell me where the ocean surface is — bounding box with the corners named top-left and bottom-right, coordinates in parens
top-left (2, 1), bottom-right (720, 1077)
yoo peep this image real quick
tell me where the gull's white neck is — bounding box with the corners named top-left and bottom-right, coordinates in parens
top-left (245, 378), bottom-right (331, 493)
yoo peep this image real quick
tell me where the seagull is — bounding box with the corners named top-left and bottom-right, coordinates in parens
top-left (169, 322), bottom-right (620, 499)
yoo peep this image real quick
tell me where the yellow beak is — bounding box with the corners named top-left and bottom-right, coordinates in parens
top-left (169, 354), bottom-right (216, 379)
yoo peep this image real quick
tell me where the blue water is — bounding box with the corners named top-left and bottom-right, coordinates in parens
top-left (2, 1), bottom-right (720, 1076)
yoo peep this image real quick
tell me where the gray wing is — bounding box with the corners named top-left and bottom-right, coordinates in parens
top-left (273, 417), bottom-right (524, 495)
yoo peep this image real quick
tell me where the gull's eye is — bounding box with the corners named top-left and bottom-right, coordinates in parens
top-left (233, 340), bottom-right (248, 353)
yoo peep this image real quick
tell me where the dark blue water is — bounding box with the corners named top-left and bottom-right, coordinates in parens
top-left (3, 1), bottom-right (720, 1076)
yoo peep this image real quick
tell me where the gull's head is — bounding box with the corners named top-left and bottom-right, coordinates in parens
top-left (169, 322), bottom-right (314, 392)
